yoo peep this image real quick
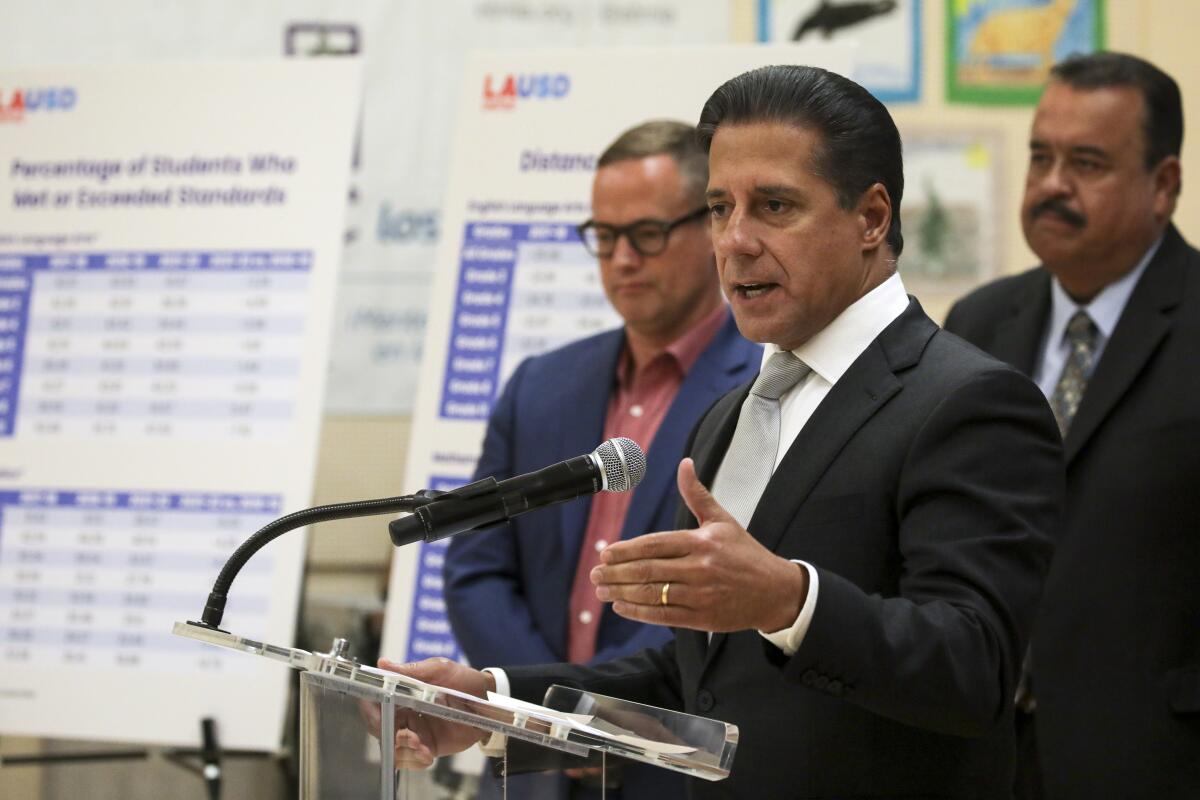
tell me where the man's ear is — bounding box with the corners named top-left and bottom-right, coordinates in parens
top-left (858, 182), bottom-right (892, 252)
top-left (1152, 155), bottom-right (1182, 220)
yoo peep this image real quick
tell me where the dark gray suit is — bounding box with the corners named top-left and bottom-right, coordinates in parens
top-left (945, 224), bottom-right (1200, 799)
top-left (506, 299), bottom-right (1063, 798)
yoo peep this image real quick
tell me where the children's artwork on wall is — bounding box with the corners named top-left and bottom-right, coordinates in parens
top-left (899, 129), bottom-right (1005, 298)
top-left (759, 0), bottom-right (922, 103)
top-left (947, 0), bottom-right (1105, 104)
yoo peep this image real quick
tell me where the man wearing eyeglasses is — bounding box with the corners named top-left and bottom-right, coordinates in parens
top-left (443, 119), bottom-right (761, 798)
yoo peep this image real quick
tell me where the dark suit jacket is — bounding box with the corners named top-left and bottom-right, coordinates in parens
top-left (944, 224), bottom-right (1200, 799)
top-left (445, 310), bottom-right (760, 797)
top-left (505, 299), bottom-right (1063, 798)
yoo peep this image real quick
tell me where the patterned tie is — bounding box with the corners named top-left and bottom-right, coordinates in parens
top-left (1048, 310), bottom-right (1099, 435)
top-left (1017, 310), bottom-right (1100, 714)
top-left (710, 351), bottom-right (812, 529)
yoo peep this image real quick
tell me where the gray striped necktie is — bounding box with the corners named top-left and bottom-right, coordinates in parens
top-left (1018, 310), bottom-right (1099, 711)
top-left (1049, 310), bottom-right (1099, 436)
top-left (711, 351), bottom-right (812, 529)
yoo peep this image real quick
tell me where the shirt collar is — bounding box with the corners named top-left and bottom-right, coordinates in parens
top-left (616, 302), bottom-right (729, 388)
top-left (1047, 234), bottom-right (1161, 344)
top-left (667, 302), bottom-right (730, 374)
top-left (763, 272), bottom-right (910, 385)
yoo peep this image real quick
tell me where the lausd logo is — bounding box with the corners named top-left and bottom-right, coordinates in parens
top-left (0, 87), bottom-right (77, 123)
top-left (482, 73), bottom-right (570, 111)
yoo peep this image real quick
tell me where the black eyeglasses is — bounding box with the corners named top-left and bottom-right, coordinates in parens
top-left (576, 207), bottom-right (708, 258)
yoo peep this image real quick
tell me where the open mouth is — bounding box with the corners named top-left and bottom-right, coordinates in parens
top-left (734, 282), bottom-right (777, 299)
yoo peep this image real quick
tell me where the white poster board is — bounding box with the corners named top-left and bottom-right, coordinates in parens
top-left (0, 60), bottom-right (359, 750)
top-left (4, 0), bottom-right (740, 413)
top-left (380, 44), bottom-right (853, 664)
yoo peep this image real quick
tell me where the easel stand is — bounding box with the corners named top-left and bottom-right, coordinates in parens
top-left (0, 717), bottom-right (287, 800)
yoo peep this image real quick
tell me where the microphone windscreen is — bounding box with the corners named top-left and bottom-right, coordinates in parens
top-left (594, 437), bottom-right (646, 492)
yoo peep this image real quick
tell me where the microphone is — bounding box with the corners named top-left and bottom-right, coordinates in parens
top-left (389, 437), bottom-right (646, 547)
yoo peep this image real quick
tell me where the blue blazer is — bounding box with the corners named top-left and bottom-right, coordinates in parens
top-left (444, 310), bottom-right (761, 668)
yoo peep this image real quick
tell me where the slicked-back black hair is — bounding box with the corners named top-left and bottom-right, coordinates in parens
top-left (697, 64), bottom-right (904, 255)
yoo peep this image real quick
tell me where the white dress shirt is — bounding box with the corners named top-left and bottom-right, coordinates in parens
top-left (753, 272), bottom-right (910, 655)
top-left (1033, 236), bottom-right (1161, 398)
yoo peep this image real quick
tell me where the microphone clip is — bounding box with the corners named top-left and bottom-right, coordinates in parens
top-left (387, 476), bottom-right (507, 547)
top-left (429, 476), bottom-right (500, 501)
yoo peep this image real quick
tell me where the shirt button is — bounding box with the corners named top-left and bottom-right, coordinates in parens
top-left (594, 539), bottom-right (607, 552)
top-left (579, 610), bottom-right (594, 624)
top-left (629, 405), bottom-right (644, 417)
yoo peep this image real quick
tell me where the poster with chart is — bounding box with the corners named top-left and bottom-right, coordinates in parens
top-left (380, 44), bottom-right (853, 666)
top-left (5, 0), bottom-right (740, 413)
top-left (0, 60), bottom-right (359, 749)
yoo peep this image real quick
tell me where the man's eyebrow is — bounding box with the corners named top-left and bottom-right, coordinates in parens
top-left (751, 184), bottom-right (802, 199)
top-left (1068, 145), bottom-right (1112, 161)
top-left (590, 215), bottom-right (676, 227)
top-left (706, 184), bottom-right (802, 200)
top-left (1030, 139), bottom-right (1113, 160)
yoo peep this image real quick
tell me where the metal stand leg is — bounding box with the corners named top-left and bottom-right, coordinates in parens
top-left (200, 717), bottom-right (222, 800)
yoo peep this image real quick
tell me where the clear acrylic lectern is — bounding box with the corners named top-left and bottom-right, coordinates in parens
top-left (173, 622), bottom-right (738, 798)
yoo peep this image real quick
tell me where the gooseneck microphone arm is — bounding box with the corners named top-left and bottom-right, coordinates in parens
top-left (189, 437), bottom-right (646, 633)
top-left (193, 493), bottom-right (438, 631)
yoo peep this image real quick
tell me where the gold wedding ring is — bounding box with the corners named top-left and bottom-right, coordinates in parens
top-left (661, 582), bottom-right (671, 607)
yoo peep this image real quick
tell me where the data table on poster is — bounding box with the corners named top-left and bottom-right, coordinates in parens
top-left (0, 250), bottom-right (312, 441)
top-left (0, 57), bottom-right (360, 749)
top-left (439, 222), bottom-right (620, 421)
top-left (402, 474), bottom-right (465, 663)
top-left (0, 489), bottom-right (282, 674)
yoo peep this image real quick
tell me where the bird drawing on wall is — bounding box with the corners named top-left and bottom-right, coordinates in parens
top-left (792, 0), bottom-right (899, 40)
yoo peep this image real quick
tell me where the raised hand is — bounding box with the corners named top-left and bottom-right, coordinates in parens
top-left (590, 458), bottom-right (808, 634)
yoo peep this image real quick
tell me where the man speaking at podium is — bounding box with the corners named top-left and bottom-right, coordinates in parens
top-left (385, 66), bottom-right (1063, 798)
top-left (443, 119), bottom-right (760, 798)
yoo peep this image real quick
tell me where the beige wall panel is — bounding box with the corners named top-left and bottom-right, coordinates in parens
top-left (306, 415), bottom-right (412, 570)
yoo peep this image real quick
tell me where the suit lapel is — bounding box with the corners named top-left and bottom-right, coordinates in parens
top-left (1065, 228), bottom-right (1185, 463)
top-left (620, 314), bottom-right (756, 542)
top-left (557, 331), bottom-right (624, 554)
top-left (992, 272), bottom-right (1051, 377)
top-left (700, 300), bottom-right (934, 670)
top-left (692, 384), bottom-right (747, 487)
top-left (678, 385), bottom-right (746, 671)
top-left (646, 321), bottom-right (758, 676)
top-left (748, 345), bottom-right (903, 553)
